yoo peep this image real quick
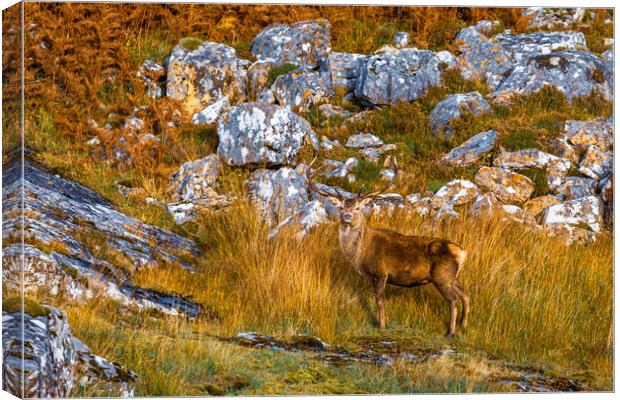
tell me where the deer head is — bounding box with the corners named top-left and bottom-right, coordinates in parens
top-left (306, 156), bottom-right (398, 229)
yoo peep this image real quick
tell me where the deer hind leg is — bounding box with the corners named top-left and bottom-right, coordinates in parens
top-left (373, 275), bottom-right (388, 329)
top-left (452, 282), bottom-right (470, 329)
top-left (433, 282), bottom-right (458, 338)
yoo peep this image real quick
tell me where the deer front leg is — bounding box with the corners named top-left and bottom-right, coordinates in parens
top-left (373, 275), bottom-right (388, 329)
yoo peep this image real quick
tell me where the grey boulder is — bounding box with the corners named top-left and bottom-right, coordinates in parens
top-left (429, 92), bottom-right (491, 137)
top-left (441, 129), bottom-right (498, 166)
top-left (273, 68), bottom-right (333, 113)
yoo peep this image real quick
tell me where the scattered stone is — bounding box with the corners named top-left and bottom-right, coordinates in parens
top-left (543, 195), bottom-right (603, 234)
top-left (167, 192), bottom-right (233, 224)
top-left (380, 168), bottom-right (396, 181)
top-left (553, 176), bottom-right (597, 200)
top-left (474, 166), bottom-right (535, 204)
top-left (167, 40), bottom-right (249, 114)
top-left (320, 136), bottom-right (342, 151)
top-left (358, 144), bottom-right (396, 162)
top-left (168, 154), bottom-right (222, 202)
top-left (522, 7), bottom-right (585, 29)
top-left (217, 102), bottom-right (318, 167)
top-left (318, 103), bottom-right (353, 120)
top-left (441, 129), bottom-right (498, 166)
top-left (137, 59), bottom-right (165, 99)
top-left (319, 52), bottom-right (367, 92)
top-left (393, 32), bottom-right (409, 48)
top-left (2, 304), bottom-right (137, 398)
top-left (345, 133), bottom-right (384, 148)
top-left (468, 192), bottom-right (503, 217)
top-left (578, 145), bottom-right (613, 180)
top-left (430, 180), bottom-right (480, 209)
top-left (267, 200), bottom-right (330, 239)
top-left (247, 60), bottom-right (279, 101)
top-left (523, 195), bottom-right (561, 220)
top-left (247, 166), bottom-right (310, 226)
top-left (251, 19), bottom-right (332, 68)
top-left (565, 119), bottom-right (613, 151)
top-left (493, 148), bottom-right (573, 189)
top-left (273, 68), bottom-right (333, 113)
top-left (429, 92), bottom-right (491, 137)
top-left (368, 193), bottom-right (406, 216)
top-left (354, 48), bottom-right (455, 105)
top-left (86, 137), bottom-right (100, 146)
top-left (490, 50), bottom-right (613, 103)
top-left (192, 97), bottom-right (230, 125)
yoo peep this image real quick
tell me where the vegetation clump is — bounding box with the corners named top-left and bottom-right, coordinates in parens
top-left (2, 297), bottom-right (51, 317)
top-left (266, 63), bottom-right (299, 86)
top-left (179, 37), bottom-right (204, 51)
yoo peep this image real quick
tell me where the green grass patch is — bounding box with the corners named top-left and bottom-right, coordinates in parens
top-left (519, 168), bottom-right (549, 197)
top-left (266, 63), bottom-right (299, 87)
top-left (179, 37), bottom-right (204, 51)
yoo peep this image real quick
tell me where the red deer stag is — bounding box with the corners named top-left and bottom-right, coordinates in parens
top-left (307, 158), bottom-right (470, 337)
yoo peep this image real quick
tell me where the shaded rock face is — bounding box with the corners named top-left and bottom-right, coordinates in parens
top-left (543, 195), bottom-right (603, 234)
top-left (217, 102), bottom-right (318, 167)
top-left (491, 50), bottom-right (614, 103)
top-left (272, 68), bottom-right (333, 113)
top-left (441, 130), bottom-right (497, 166)
top-left (2, 159), bottom-right (203, 318)
top-left (168, 154), bottom-right (222, 202)
top-left (431, 180), bottom-right (479, 209)
top-left (354, 48), bottom-right (455, 106)
top-left (429, 92), bottom-right (491, 137)
top-left (474, 166), bottom-right (534, 204)
top-left (251, 19), bottom-right (332, 68)
top-left (167, 41), bottom-right (249, 114)
top-left (247, 166), bottom-right (310, 226)
top-left (2, 306), bottom-right (137, 398)
top-left (137, 60), bottom-right (165, 99)
top-left (319, 52), bottom-right (368, 92)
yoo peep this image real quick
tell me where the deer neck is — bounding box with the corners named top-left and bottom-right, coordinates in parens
top-left (339, 221), bottom-right (366, 265)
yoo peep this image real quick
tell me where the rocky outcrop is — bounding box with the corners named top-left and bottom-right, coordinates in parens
top-left (247, 165), bottom-right (310, 226)
top-left (543, 195), bottom-right (603, 238)
top-left (522, 7), bottom-right (585, 29)
top-left (345, 133), bottom-right (384, 148)
top-left (192, 97), bottom-right (230, 125)
top-left (440, 130), bottom-right (497, 166)
top-left (393, 32), bottom-right (409, 48)
top-left (217, 102), bottom-right (318, 167)
top-left (137, 60), bottom-right (165, 99)
top-left (354, 48), bottom-right (455, 106)
top-left (2, 159), bottom-right (203, 318)
top-left (578, 145), bottom-right (613, 180)
top-left (251, 19), bottom-right (332, 68)
top-left (167, 40), bottom-right (249, 114)
top-left (168, 155), bottom-right (222, 202)
top-left (474, 166), bottom-right (535, 204)
top-left (430, 180), bottom-right (480, 209)
top-left (319, 52), bottom-right (368, 92)
top-left (493, 148), bottom-right (573, 190)
top-left (272, 68), bottom-right (333, 113)
top-left (2, 302), bottom-right (137, 397)
top-left (429, 92), bottom-right (491, 137)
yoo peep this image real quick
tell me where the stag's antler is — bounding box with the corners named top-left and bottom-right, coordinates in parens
top-left (358, 156), bottom-right (399, 200)
top-left (306, 149), bottom-right (349, 200)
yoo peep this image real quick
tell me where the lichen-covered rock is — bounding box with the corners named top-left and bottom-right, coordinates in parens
top-left (549, 136), bottom-right (580, 164)
top-left (247, 166), bottom-right (310, 226)
top-left (318, 103), bottom-right (353, 120)
top-left (368, 193), bottom-right (407, 216)
top-left (354, 48), bottom-right (455, 106)
top-left (251, 19), bottom-right (332, 68)
top-left (137, 60), bottom-right (165, 99)
top-left (273, 68), bottom-right (333, 113)
top-left (319, 52), bottom-right (367, 91)
top-left (168, 154), bottom-right (222, 202)
top-left (167, 40), bottom-right (249, 114)
top-left (474, 166), bottom-right (534, 204)
top-left (543, 195), bottom-right (603, 234)
top-left (429, 92), bottom-right (491, 137)
top-left (430, 180), bottom-right (480, 209)
top-left (468, 192), bottom-right (503, 217)
top-left (393, 32), bottom-right (409, 48)
top-left (320, 136), bottom-right (342, 151)
top-left (167, 192), bottom-right (233, 224)
top-left (493, 148), bottom-right (573, 189)
top-left (2, 305), bottom-right (136, 398)
top-left (247, 60), bottom-right (279, 101)
top-left (441, 130), bottom-right (497, 166)
top-left (522, 7), bottom-right (585, 29)
top-left (345, 133), bottom-right (384, 148)
top-left (322, 157), bottom-right (358, 179)
top-left (553, 176), bottom-right (597, 200)
top-left (565, 119), bottom-right (613, 151)
top-left (267, 200), bottom-right (329, 239)
top-left (2, 159), bottom-right (204, 318)
top-left (500, 204), bottom-right (539, 227)
top-left (522, 195), bottom-right (561, 220)
top-left (578, 145), bottom-right (613, 180)
top-left (358, 144), bottom-right (397, 162)
top-left (490, 50), bottom-right (613, 103)
top-left (217, 102), bottom-right (318, 167)
top-left (192, 97), bottom-right (230, 125)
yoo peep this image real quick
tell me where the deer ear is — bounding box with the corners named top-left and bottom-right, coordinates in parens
top-left (328, 196), bottom-right (343, 208)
